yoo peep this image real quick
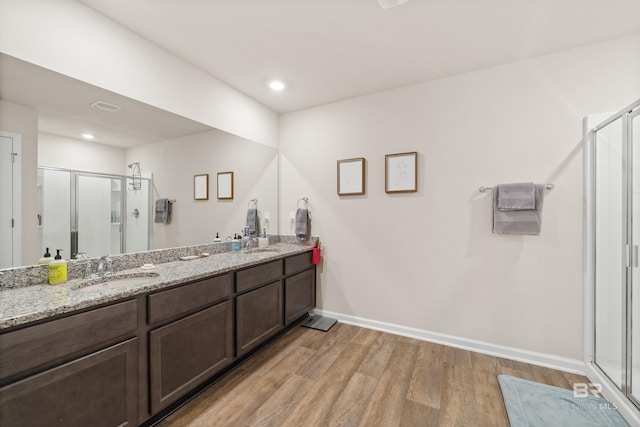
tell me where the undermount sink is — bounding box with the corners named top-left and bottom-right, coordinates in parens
top-left (74, 272), bottom-right (160, 292)
top-left (243, 248), bottom-right (282, 254)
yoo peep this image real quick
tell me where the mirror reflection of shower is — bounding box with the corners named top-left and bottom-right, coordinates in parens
top-left (128, 162), bottom-right (142, 191)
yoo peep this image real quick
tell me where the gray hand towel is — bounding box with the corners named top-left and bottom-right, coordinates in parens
top-left (493, 184), bottom-right (544, 235)
top-left (154, 198), bottom-right (171, 224)
top-left (497, 182), bottom-right (535, 211)
top-left (246, 208), bottom-right (259, 235)
top-left (295, 208), bottom-right (309, 240)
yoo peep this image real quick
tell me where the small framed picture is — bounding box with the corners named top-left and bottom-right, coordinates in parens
top-left (337, 157), bottom-right (365, 196)
top-left (217, 171), bottom-right (234, 200)
top-left (385, 152), bottom-right (417, 193)
top-left (194, 174), bottom-right (209, 200)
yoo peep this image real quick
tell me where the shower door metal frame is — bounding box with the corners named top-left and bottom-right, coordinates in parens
top-left (587, 98), bottom-right (640, 419)
top-left (38, 166), bottom-right (153, 258)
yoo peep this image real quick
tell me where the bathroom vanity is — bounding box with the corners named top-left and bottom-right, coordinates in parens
top-left (0, 242), bottom-right (316, 426)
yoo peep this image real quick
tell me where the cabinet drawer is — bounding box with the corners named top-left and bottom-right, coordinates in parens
top-left (0, 338), bottom-right (138, 427)
top-left (148, 273), bottom-right (232, 325)
top-left (236, 260), bottom-right (282, 293)
top-left (284, 252), bottom-right (313, 275)
top-left (0, 300), bottom-right (137, 384)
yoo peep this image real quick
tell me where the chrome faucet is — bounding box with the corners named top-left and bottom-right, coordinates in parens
top-left (244, 236), bottom-right (258, 249)
top-left (96, 255), bottom-right (113, 277)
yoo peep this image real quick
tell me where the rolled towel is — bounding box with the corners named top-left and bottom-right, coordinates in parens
top-left (295, 208), bottom-right (309, 240)
top-left (246, 208), bottom-right (259, 235)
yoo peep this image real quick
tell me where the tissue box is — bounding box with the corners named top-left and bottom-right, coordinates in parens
top-left (258, 237), bottom-right (269, 248)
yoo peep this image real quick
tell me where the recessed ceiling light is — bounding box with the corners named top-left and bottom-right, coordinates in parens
top-left (82, 133), bottom-right (95, 140)
top-left (268, 80), bottom-right (286, 91)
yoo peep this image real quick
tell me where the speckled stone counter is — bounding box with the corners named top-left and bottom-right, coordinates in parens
top-left (0, 242), bottom-right (314, 330)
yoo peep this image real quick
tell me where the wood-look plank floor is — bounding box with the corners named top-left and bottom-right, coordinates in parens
top-left (157, 323), bottom-right (590, 427)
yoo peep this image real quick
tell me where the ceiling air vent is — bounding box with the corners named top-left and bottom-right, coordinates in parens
top-left (378, 0), bottom-right (411, 9)
top-left (90, 101), bottom-right (121, 112)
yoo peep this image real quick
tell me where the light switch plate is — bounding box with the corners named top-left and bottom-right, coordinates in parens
top-left (264, 211), bottom-right (270, 220)
top-left (289, 211), bottom-right (296, 220)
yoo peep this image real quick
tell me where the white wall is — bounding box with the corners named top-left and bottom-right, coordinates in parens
top-left (0, 0), bottom-right (278, 148)
top-left (127, 129), bottom-right (278, 249)
top-left (38, 133), bottom-right (127, 175)
top-left (0, 100), bottom-right (38, 264)
top-left (279, 34), bottom-right (640, 361)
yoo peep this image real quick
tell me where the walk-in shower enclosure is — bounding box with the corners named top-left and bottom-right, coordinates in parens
top-left (37, 167), bottom-right (152, 259)
top-left (586, 98), bottom-right (640, 420)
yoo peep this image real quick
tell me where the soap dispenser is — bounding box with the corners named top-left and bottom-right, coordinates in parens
top-left (213, 232), bottom-right (222, 243)
top-left (48, 249), bottom-right (68, 285)
top-left (38, 247), bottom-right (52, 265)
top-left (231, 234), bottom-right (241, 252)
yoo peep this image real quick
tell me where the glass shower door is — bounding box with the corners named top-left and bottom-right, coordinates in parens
top-left (75, 174), bottom-right (123, 257)
top-left (594, 116), bottom-right (625, 388)
top-left (630, 111), bottom-right (640, 403)
top-left (124, 177), bottom-right (151, 253)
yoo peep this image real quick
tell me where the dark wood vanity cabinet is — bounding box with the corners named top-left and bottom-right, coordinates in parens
top-left (0, 250), bottom-right (315, 427)
top-left (0, 339), bottom-right (138, 427)
top-left (236, 280), bottom-right (284, 356)
top-left (0, 300), bottom-right (139, 427)
top-left (149, 300), bottom-right (233, 413)
top-left (284, 252), bottom-right (316, 325)
top-left (147, 274), bottom-right (233, 414)
top-left (285, 269), bottom-right (316, 325)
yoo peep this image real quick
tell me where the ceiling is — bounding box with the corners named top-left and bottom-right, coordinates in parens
top-left (79, 0), bottom-right (640, 113)
top-left (0, 54), bottom-right (211, 148)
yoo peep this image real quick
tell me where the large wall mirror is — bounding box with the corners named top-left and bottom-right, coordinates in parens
top-left (0, 54), bottom-right (278, 268)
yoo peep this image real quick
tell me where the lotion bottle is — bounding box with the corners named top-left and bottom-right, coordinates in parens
top-left (48, 249), bottom-right (68, 285)
top-left (231, 235), bottom-right (241, 252)
top-left (38, 247), bottom-right (52, 265)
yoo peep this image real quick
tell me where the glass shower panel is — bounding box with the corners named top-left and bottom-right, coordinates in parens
top-left (38, 169), bottom-right (71, 258)
top-left (594, 116), bottom-right (625, 387)
top-left (76, 174), bottom-right (122, 257)
top-left (125, 177), bottom-right (150, 253)
top-left (631, 112), bottom-right (640, 401)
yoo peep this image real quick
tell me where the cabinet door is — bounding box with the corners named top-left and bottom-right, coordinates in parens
top-left (236, 281), bottom-right (283, 357)
top-left (285, 268), bottom-right (316, 325)
top-left (0, 338), bottom-right (138, 427)
top-left (149, 300), bottom-right (233, 414)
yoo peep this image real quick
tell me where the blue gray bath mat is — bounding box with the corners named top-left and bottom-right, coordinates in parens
top-left (498, 375), bottom-right (627, 426)
top-left (301, 315), bottom-right (337, 332)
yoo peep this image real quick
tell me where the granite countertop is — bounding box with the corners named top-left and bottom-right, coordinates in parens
top-left (0, 243), bottom-right (313, 330)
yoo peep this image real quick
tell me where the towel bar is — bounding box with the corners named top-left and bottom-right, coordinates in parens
top-left (479, 183), bottom-right (554, 193)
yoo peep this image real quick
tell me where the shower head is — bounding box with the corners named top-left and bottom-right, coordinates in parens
top-left (128, 162), bottom-right (138, 169)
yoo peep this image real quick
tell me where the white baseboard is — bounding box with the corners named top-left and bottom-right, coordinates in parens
top-left (312, 308), bottom-right (586, 375)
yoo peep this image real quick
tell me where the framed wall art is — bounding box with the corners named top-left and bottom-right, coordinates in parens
top-left (217, 171), bottom-right (234, 200)
top-left (385, 152), bottom-right (417, 193)
top-left (337, 157), bottom-right (365, 196)
top-left (194, 174), bottom-right (209, 200)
